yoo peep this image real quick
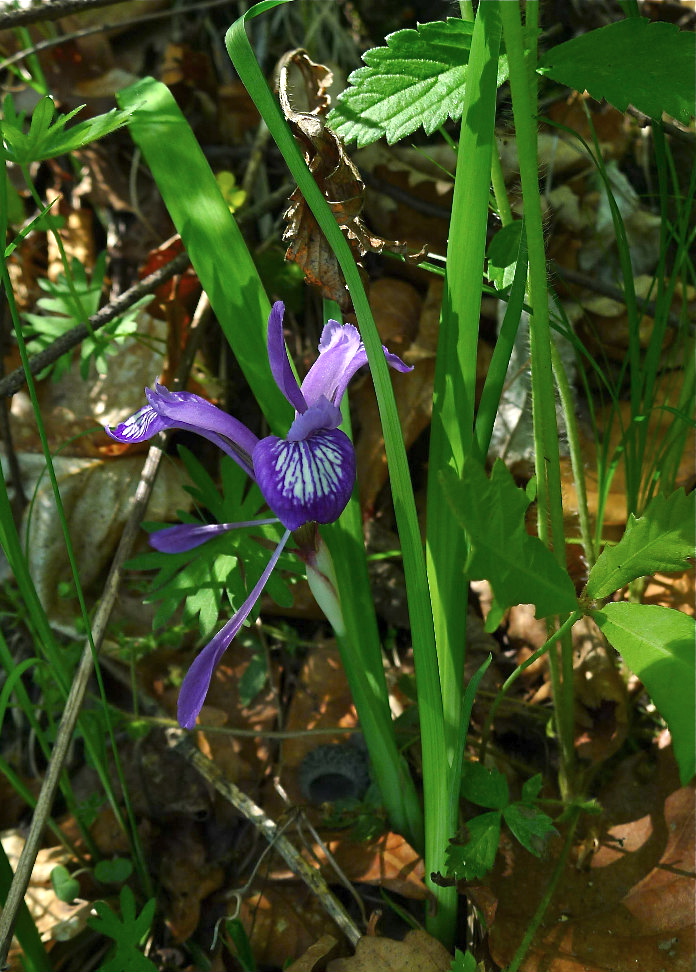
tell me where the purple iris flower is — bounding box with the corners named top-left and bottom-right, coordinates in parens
top-left (107, 302), bottom-right (411, 729)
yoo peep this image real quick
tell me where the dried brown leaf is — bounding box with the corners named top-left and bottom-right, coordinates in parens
top-left (326, 929), bottom-right (451, 972)
top-left (277, 50), bottom-right (425, 309)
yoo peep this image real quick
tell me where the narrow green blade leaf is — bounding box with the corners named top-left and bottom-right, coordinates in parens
top-left (585, 489), bottom-right (695, 600)
top-left (116, 77), bottom-right (290, 435)
top-left (441, 459), bottom-right (578, 622)
top-left (328, 19), bottom-right (507, 147)
top-left (538, 18), bottom-right (696, 123)
top-left (594, 602), bottom-right (695, 784)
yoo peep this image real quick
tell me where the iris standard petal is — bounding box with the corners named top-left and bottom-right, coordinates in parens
top-left (253, 428), bottom-right (355, 532)
top-left (177, 528), bottom-right (291, 729)
top-left (266, 301), bottom-right (308, 414)
top-left (300, 321), bottom-right (363, 407)
top-left (149, 519), bottom-right (279, 553)
top-left (286, 396), bottom-right (342, 442)
top-left (300, 321), bottom-right (413, 409)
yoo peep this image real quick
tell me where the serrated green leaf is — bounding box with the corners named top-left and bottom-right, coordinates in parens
top-left (585, 489), bottom-right (695, 600)
top-left (2, 95), bottom-right (136, 164)
top-left (328, 18), bottom-right (507, 147)
top-left (521, 773), bottom-right (543, 802)
top-left (538, 18), bottom-right (695, 124)
top-left (445, 810), bottom-right (501, 881)
top-left (460, 761), bottom-right (509, 810)
top-left (503, 801), bottom-right (557, 858)
top-left (441, 459), bottom-right (577, 624)
top-left (593, 602), bottom-right (695, 784)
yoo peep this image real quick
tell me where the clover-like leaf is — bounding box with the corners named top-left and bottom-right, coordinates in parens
top-left (538, 17), bottom-right (695, 123)
top-left (328, 19), bottom-right (507, 147)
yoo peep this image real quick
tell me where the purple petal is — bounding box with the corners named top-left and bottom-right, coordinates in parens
top-left (253, 428), bottom-right (355, 531)
top-left (148, 385), bottom-right (259, 462)
top-left (177, 528), bottom-right (291, 729)
top-left (266, 301), bottom-right (308, 414)
top-left (149, 519), bottom-right (278, 553)
top-left (105, 404), bottom-right (170, 443)
top-left (286, 396), bottom-right (342, 442)
top-left (106, 384), bottom-right (259, 478)
top-left (300, 321), bottom-right (413, 408)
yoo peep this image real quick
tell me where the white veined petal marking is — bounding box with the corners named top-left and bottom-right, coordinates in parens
top-left (274, 436), bottom-right (344, 504)
top-left (120, 405), bottom-right (160, 439)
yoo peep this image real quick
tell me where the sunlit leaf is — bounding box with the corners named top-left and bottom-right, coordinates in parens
top-left (328, 19), bottom-right (507, 147)
top-left (538, 18), bottom-right (695, 123)
top-left (586, 489), bottom-right (695, 600)
top-left (593, 602), bottom-right (695, 783)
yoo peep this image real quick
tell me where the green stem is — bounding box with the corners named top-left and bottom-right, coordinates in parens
top-left (499, 1), bottom-right (575, 796)
top-left (479, 610), bottom-right (582, 762)
top-left (505, 806), bottom-right (582, 972)
top-left (551, 341), bottom-right (597, 568)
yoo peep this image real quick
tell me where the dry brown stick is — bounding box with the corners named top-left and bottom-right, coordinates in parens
top-left (0, 0), bottom-right (127, 31)
top-left (172, 731), bottom-right (363, 948)
top-left (0, 288), bottom-right (209, 966)
top-left (0, 0), bottom-right (237, 70)
top-left (0, 248), bottom-right (190, 399)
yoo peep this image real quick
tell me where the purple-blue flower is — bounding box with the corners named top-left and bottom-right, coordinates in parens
top-left (107, 301), bottom-right (411, 728)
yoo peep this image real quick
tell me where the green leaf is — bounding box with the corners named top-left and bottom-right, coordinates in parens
top-left (328, 19), bottom-right (507, 147)
top-left (441, 459), bottom-right (578, 626)
top-left (238, 648), bottom-right (268, 707)
top-left (445, 810), bottom-right (501, 881)
top-left (89, 887), bottom-right (158, 972)
top-left (503, 801), bottom-right (557, 858)
top-left (450, 949), bottom-right (477, 972)
top-left (538, 18), bottom-right (695, 124)
top-left (460, 761), bottom-right (509, 810)
top-left (127, 452), bottom-right (299, 638)
top-left (51, 864), bottom-right (80, 903)
top-left (94, 857), bottom-right (133, 885)
top-left (2, 94), bottom-right (135, 164)
top-left (585, 489), bottom-right (695, 600)
top-left (593, 602), bottom-right (695, 784)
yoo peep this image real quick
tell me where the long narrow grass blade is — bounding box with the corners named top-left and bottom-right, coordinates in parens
top-left (116, 78), bottom-right (290, 434)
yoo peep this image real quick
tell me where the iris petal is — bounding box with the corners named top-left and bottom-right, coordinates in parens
top-left (106, 404), bottom-right (169, 442)
top-left (300, 321), bottom-right (413, 408)
top-left (266, 301), bottom-right (308, 414)
top-left (149, 519), bottom-right (279, 553)
top-left (177, 528), bottom-right (291, 729)
top-left (253, 428), bottom-right (355, 531)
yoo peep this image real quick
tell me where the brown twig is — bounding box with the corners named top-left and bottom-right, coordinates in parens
top-left (0, 0), bottom-right (128, 31)
top-left (0, 0), bottom-right (237, 70)
top-left (172, 732), bottom-right (363, 948)
top-left (0, 248), bottom-right (190, 399)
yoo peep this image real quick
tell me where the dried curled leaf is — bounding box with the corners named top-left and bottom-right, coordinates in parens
top-left (277, 50), bottom-right (425, 309)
